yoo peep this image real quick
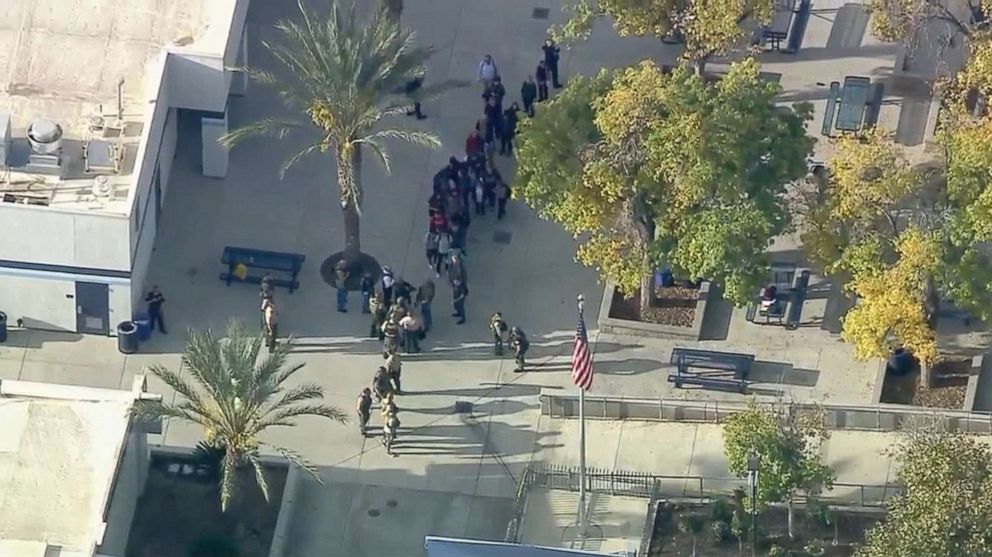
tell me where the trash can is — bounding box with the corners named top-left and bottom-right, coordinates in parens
top-left (0, 311), bottom-right (7, 344)
top-left (117, 321), bottom-right (138, 354)
top-left (133, 311), bottom-right (152, 342)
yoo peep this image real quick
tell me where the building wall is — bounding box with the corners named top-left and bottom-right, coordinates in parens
top-left (0, 204), bottom-right (130, 271)
top-left (0, 269), bottom-right (131, 331)
top-left (97, 424), bottom-right (149, 557)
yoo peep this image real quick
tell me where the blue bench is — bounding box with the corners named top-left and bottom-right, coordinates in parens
top-left (668, 373), bottom-right (747, 393)
top-left (785, 270), bottom-right (811, 330)
top-left (219, 246), bottom-right (306, 293)
top-left (670, 348), bottom-right (755, 380)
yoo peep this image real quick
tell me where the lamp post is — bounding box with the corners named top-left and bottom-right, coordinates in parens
top-left (747, 451), bottom-right (760, 557)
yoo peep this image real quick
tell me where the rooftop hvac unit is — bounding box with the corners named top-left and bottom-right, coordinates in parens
top-left (92, 175), bottom-right (114, 198)
top-left (27, 118), bottom-right (63, 155)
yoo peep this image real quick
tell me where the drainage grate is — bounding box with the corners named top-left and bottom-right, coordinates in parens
top-left (532, 7), bottom-right (550, 19)
top-left (386, 500), bottom-right (398, 508)
top-left (493, 230), bottom-right (512, 244)
top-left (368, 509), bottom-right (381, 517)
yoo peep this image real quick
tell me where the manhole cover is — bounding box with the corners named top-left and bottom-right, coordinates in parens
top-left (367, 509), bottom-right (381, 517)
top-left (532, 7), bottom-right (550, 19)
top-left (493, 231), bottom-right (512, 245)
top-left (386, 500), bottom-right (398, 508)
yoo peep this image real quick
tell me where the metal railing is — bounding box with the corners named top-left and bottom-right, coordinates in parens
top-left (540, 391), bottom-right (992, 433)
top-left (504, 467), bottom-right (535, 543)
top-left (526, 463), bottom-right (898, 508)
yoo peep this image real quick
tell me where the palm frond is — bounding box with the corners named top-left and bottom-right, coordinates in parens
top-left (362, 128), bottom-right (441, 149)
top-left (261, 403), bottom-right (349, 429)
top-left (281, 141), bottom-right (328, 178)
top-left (219, 449), bottom-right (240, 512)
top-left (247, 453), bottom-right (271, 503)
top-left (144, 363), bottom-right (204, 409)
top-left (220, 118), bottom-right (305, 147)
top-left (265, 443), bottom-right (323, 483)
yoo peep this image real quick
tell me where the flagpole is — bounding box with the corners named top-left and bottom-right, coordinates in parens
top-left (577, 294), bottom-right (587, 540)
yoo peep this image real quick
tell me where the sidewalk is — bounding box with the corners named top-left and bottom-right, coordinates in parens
top-left (532, 415), bottom-right (911, 505)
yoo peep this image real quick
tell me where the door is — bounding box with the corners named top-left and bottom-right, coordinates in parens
top-left (76, 282), bottom-right (110, 335)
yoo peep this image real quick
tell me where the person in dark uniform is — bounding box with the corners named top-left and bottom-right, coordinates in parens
top-left (536, 61), bottom-right (549, 102)
top-left (521, 76), bottom-right (537, 117)
top-left (145, 286), bottom-right (167, 334)
top-left (509, 326), bottom-right (530, 372)
top-left (357, 388), bottom-right (373, 436)
top-left (542, 39), bottom-right (563, 88)
top-left (381, 266), bottom-right (395, 305)
top-left (360, 273), bottom-right (374, 314)
top-left (405, 72), bottom-right (427, 119)
top-left (490, 312), bottom-right (508, 355)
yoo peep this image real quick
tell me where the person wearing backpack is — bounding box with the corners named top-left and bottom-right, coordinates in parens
top-left (477, 54), bottom-right (499, 91)
top-left (357, 388), bottom-right (373, 437)
top-left (490, 312), bottom-right (508, 355)
top-left (509, 326), bottom-right (530, 372)
top-left (382, 409), bottom-right (400, 457)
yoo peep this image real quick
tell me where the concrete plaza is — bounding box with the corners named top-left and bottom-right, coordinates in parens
top-left (0, 0), bottom-right (962, 554)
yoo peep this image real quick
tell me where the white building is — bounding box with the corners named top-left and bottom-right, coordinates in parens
top-left (0, 376), bottom-right (157, 557)
top-left (0, 0), bottom-right (248, 334)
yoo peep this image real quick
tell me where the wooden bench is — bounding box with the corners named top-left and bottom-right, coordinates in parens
top-left (822, 81), bottom-right (840, 136)
top-left (668, 373), bottom-right (747, 393)
top-left (670, 348), bottom-right (755, 380)
top-left (785, 270), bottom-right (811, 330)
top-left (219, 246), bottom-right (306, 293)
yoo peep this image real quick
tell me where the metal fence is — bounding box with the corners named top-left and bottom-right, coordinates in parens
top-left (525, 463), bottom-right (898, 508)
top-left (540, 393), bottom-right (992, 433)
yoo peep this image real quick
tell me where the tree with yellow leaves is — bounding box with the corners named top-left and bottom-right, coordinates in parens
top-left (515, 59), bottom-right (813, 311)
top-left (556, 0), bottom-right (776, 72)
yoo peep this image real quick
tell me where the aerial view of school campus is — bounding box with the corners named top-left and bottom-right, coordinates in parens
top-left (1, 0), bottom-right (992, 555)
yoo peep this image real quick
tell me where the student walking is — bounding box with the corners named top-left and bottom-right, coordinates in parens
top-left (452, 280), bottom-right (468, 325)
top-left (542, 39), bottom-right (563, 88)
top-left (370, 293), bottom-right (387, 339)
top-left (382, 410), bottom-right (400, 457)
top-left (357, 388), bottom-right (373, 436)
top-left (145, 286), bottom-right (167, 334)
top-left (435, 232), bottom-right (451, 278)
top-left (373, 366), bottom-right (392, 402)
top-left (478, 54), bottom-right (499, 91)
top-left (399, 313), bottom-right (422, 353)
top-left (361, 273), bottom-right (374, 314)
top-left (500, 103), bottom-right (520, 156)
top-left (385, 352), bottom-right (403, 392)
top-left (509, 327), bottom-right (530, 372)
top-left (416, 279), bottom-right (436, 333)
top-left (490, 312), bottom-right (508, 355)
top-left (262, 298), bottom-right (279, 353)
top-left (536, 61), bottom-right (550, 102)
top-left (521, 76), bottom-right (538, 117)
top-left (425, 230), bottom-right (440, 273)
top-left (496, 177), bottom-right (511, 220)
top-left (381, 266), bottom-right (395, 305)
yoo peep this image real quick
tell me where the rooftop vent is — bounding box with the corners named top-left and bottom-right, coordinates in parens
top-left (26, 118), bottom-right (63, 155)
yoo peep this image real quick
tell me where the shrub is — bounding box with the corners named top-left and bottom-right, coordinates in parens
top-left (711, 496), bottom-right (734, 523)
top-left (711, 520), bottom-right (733, 544)
top-left (768, 545), bottom-right (789, 557)
top-left (803, 539), bottom-right (825, 557)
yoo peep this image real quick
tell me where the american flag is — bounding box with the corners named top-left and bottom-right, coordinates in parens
top-left (571, 308), bottom-right (593, 391)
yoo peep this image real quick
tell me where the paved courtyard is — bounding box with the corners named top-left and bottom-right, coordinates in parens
top-left (0, 0), bottom-right (974, 554)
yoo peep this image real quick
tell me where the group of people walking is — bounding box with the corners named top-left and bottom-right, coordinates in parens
top-left (489, 311), bottom-right (530, 372)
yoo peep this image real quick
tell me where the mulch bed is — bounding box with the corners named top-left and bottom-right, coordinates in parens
top-left (880, 359), bottom-right (969, 409)
top-left (126, 455), bottom-right (287, 557)
top-left (609, 286), bottom-right (698, 327)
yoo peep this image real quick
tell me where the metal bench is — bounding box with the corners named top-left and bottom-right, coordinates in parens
top-left (670, 348), bottom-right (755, 380)
top-left (219, 246), bottom-right (306, 293)
top-left (785, 270), bottom-right (811, 330)
top-left (822, 81), bottom-right (840, 136)
top-left (667, 373), bottom-right (747, 393)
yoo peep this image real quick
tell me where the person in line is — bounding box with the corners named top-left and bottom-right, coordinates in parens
top-left (500, 102), bottom-right (520, 156)
top-left (521, 75), bottom-right (538, 118)
top-left (424, 230), bottom-right (440, 273)
top-left (448, 252), bottom-right (467, 288)
top-left (382, 317), bottom-right (400, 356)
top-left (477, 54), bottom-right (499, 91)
top-left (473, 172), bottom-right (486, 216)
top-left (490, 312), bottom-right (508, 355)
top-left (542, 39), bottom-right (563, 88)
top-left (435, 231), bottom-right (451, 279)
top-left (334, 260), bottom-right (350, 313)
top-left (357, 388), bottom-right (373, 437)
top-left (465, 128), bottom-right (484, 159)
top-left (360, 273), bottom-right (374, 314)
top-left (370, 292), bottom-right (387, 339)
top-left (509, 326), bottom-right (530, 372)
top-left (496, 176), bottom-right (511, 220)
top-left (452, 280), bottom-right (468, 325)
top-left (373, 366), bottom-right (392, 402)
top-left (145, 285), bottom-right (168, 334)
top-left (381, 266), bottom-right (395, 305)
top-left (416, 279), bottom-right (436, 334)
top-left (381, 392), bottom-right (399, 419)
top-left (385, 352), bottom-right (403, 393)
top-left (536, 61), bottom-right (549, 102)
top-left (399, 312), bottom-right (422, 353)
top-left (382, 408), bottom-right (400, 457)
top-left (484, 76), bottom-right (506, 113)
top-left (262, 298), bottom-right (278, 353)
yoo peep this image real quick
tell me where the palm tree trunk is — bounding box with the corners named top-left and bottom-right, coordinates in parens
top-left (337, 145), bottom-right (362, 254)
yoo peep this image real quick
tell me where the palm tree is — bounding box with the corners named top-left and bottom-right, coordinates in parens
top-left (221, 0), bottom-right (441, 255)
top-left (135, 321), bottom-right (346, 511)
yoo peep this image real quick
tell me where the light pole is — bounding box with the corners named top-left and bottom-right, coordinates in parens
top-left (747, 451), bottom-right (760, 557)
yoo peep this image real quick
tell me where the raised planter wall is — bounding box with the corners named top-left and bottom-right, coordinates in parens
top-left (873, 353), bottom-right (987, 413)
top-left (597, 280), bottom-right (711, 340)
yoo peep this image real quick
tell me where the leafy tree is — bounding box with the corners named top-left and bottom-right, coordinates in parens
top-left (722, 403), bottom-right (834, 539)
top-left (857, 430), bottom-right (992, 557)
top-left (135, 321), bottom-right (346, 511)
top-left (515, 59), bottom-right (812, 309)
top-left (222, 0), bottom-right (441, 254)
top-left (557, 0), bottom-right (777, 71)
top-left (866, 0), bottom-right (987, 43)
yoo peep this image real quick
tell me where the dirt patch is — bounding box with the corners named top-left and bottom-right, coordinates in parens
top-left (126, 454), bottom-right (287, 557)
top-left (609, 286), bottom-right (698, 327)
top-left (646, 500), bottom-right (880, 557)
top-left (880, 359), bottom-right (969, 409)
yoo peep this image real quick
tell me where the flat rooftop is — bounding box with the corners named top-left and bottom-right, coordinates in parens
top-left (0, 0), bottom-right (212, 212)
top-left (0, 394), bottom-right (132, 556)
